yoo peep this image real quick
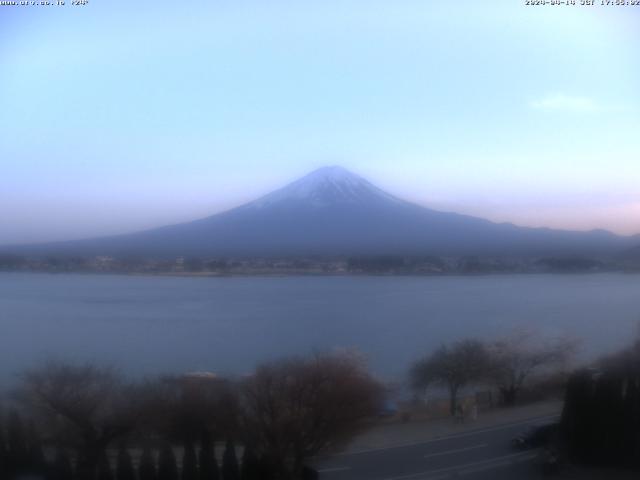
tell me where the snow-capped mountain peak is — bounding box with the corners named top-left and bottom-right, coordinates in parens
top-left (249, 166), bottom-right (402, 209)
top-left (9, 165), bottom-right (633, 258)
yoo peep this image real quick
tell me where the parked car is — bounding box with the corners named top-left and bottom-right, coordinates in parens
top-left (377, 400), bottom-right (399, 418)
top-left (511, 422), bottom-right (559, 449)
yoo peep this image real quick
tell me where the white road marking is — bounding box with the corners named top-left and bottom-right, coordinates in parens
top-left (317, 466), bottom-right (351, 473)
top-left (423, 443), bottom-right (487, 459)
top-left (457, 451), bottom-right (538, 476)
top-left (381, 451), bottom-right (537, 480)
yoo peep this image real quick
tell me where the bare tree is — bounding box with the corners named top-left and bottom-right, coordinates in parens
top-left (411, 339), bottom-right (490, 416)
top-left (488, 329), bottom-right (577, 405)
top-left (240, 352), bottom-right (382, 480)
top-left (138, 373), bottom-right (239, 446)
top-left (18, 362), bottom-right (142, 480)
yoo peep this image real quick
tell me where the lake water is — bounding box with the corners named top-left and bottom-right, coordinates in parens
top-left (1, 272), bottom-right (639, 385)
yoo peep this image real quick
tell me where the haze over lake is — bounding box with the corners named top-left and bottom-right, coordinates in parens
top-left (2, 272), bottom-right (639, 384)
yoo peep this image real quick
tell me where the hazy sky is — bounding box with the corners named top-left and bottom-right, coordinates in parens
top-left (1, 0), bottom-right (639, 244)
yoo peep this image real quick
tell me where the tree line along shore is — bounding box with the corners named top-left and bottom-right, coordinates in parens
top-left (2, 253), bottom-right (637, 276)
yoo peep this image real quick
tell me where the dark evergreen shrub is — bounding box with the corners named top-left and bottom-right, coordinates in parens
top-left (158, 445), bottom-right (179, 480)
top-left (97, 451), bottom-right (114, 480)
top-left (239, 445), bottom-right (259, 480)
top-left (221, 441), bottom-right (239, 480)
top-left (561, 357), bottom-right (640, 470)
top-left (26, 420), bottom-right (46, 474)
top-left (116, 447), bottom-right (136, 480)
top-left (301, 465), bottom-right (319, 480)
top-left (6, 410), bottom-right (28, 475)
top-left (182, 441), bottom-right (198, 480)
top-left (198, 436), bottom-right (218, 480)
top-left (49, 449), bottom-right (75, 480)
top-left (138, 446), bottom-right (157, 480)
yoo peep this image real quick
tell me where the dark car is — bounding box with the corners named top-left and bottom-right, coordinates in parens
top-left (511, 422), bottom-right (559, 450)
top-left (536, 446), bottom-right (563, 475)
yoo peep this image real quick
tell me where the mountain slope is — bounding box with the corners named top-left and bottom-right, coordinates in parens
top-left (4, 166), bottom-right (637, 257)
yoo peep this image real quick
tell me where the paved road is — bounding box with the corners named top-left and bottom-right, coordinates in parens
top-left (315, 415), bottom-right (559, 480)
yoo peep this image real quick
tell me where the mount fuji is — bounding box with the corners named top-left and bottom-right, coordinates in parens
top-left (6, 166), bottom-right (637, 257)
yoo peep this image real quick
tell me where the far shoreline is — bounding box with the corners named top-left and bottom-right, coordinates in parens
top-left (1, 269), bottom-right (639, 279)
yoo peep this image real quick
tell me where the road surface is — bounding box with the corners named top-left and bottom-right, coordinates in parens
top-left (315, 415), bottom-right (558, 480)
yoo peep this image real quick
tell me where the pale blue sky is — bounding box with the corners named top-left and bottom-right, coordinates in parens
top-left (1, 0), bottom-right (639, 244)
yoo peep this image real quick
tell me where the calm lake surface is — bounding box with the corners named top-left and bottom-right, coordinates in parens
top-left (1, 272), bottom-right (639, 384)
